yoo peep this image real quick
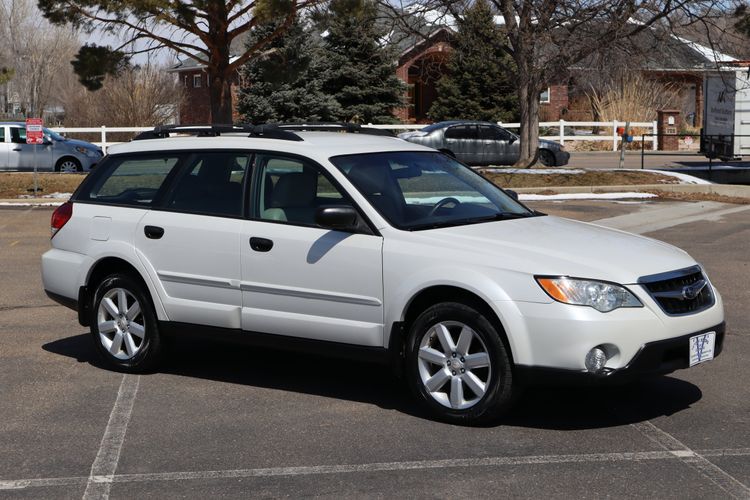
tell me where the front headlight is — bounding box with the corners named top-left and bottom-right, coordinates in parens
top-left (535, 276), bottom-right (642, 312)
top-left (75, 146), bottom-right (96, 157)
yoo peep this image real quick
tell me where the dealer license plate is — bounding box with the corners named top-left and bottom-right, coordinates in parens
top-left (689, 332), bottom-right (716, 367)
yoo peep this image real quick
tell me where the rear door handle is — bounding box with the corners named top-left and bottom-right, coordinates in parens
top-left (12, 147), bottom-right (22, 151)
top-left (249, 237), bottom-right (273, 252)
top-left (144, 225), bottom-right (164, 239)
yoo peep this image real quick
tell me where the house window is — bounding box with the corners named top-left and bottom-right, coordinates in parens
top-left (193, 74), bottom-right (201, 88)
top-left (540, 88), bottom-right (551, 103)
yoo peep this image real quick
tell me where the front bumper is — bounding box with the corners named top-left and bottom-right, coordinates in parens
top-left (553, 150), bottom-right (570, 166)
top-left (516, 322), bottom-right (725, 386)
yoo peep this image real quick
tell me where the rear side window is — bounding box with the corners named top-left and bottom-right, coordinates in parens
top-left (444, 125), bottom-right (477, 140)
top-left (166, 152), bottom-right (251, 217)
top-left (79, 155), bottom-right (181, 206)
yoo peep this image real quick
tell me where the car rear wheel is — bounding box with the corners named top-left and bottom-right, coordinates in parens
top-left (538, 149), bottom-right (555, 167)
top-left (406, 302), bottom-right (515, 425)
top-left (55, 157), bottom-right (82, 173)
top-left (90, 273), bottom-right (162, 373)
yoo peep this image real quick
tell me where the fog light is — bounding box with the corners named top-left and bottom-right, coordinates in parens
top-left (585, 347), bottom-right (608, 373)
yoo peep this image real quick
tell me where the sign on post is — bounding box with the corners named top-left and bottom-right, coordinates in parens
top-left (25, 118), bottom-right (44, 145)
top-left (25, 118), bottom-right (43, 196)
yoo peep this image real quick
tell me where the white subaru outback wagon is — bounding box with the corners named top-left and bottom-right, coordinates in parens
top-left (42, 124), bottom-right (725, 425)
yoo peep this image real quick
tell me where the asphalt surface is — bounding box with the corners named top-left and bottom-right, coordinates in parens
top-left (1, 201), bottom-right (748, 499)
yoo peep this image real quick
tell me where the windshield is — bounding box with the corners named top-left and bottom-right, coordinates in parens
top-left (330, 151), bottom-right (535, 230)
top-left (43, 128), bottom-right (65, 141)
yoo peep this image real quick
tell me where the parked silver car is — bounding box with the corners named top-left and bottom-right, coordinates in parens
top-left (398, 121), bottom-right (570, 167)
top-left (0, 122), bottom-right (103, 172)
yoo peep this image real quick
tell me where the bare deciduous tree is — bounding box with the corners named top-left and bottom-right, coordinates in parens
top-left (385, 0), bottom-right (740, 166)
top-left (0, 0), bottom-right (79, 117)
top-left (60, 63), bottom-right (183, 133)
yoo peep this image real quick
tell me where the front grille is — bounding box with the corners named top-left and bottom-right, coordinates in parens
top-left (639, 265), bottom-right (715, 316)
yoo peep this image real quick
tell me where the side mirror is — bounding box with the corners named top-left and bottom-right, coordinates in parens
top-left (43, 137), bottom-right (53, 145)
top-left (505, 189), bottom-right (519, 201)
top-left (315, 205), bottom-right (359, 231)
top-left (508, 136), bottom-right (517, 144)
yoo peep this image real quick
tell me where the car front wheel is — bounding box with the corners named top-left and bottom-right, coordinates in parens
top-left (90, 273), bottom-right (162, 373)
top-left (538, 149), bottom-right (555, 167)
top-left (406, 302), bottom-right (515, 425)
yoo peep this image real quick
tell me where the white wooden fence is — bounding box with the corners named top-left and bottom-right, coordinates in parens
top-left (51, 120), bottom-right (658, 154)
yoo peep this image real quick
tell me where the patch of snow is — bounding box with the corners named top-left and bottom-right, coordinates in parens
top-left (520, 192), bottom-right (658, 201)
top-left (17, 192), bottom-right (72, 199)
top-left (480, 168), bottom-right (585, 174)
top-left (638, 169), bottom-right (712, 185)
top-left (0, 201), bottom-right (64, 206)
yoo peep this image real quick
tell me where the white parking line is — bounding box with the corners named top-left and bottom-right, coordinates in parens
top-left (631, 421), bottom-right (750, 499)
top-left (82, 375), bottom-right (140, 500)
top-left (2, 447), bottom-right (750, 491)
top-left (593, 202), bottom-right (750, 234)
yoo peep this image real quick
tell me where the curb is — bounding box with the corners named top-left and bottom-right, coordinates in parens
top-left (511, 183), bottom-right (750, 199)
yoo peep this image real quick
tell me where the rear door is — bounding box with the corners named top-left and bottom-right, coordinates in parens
top-left (136, 151), bottom-right (251, 329)
top-left (443, 125), bottom-right (479, 164)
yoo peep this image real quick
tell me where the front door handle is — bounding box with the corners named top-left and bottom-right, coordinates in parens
top-left (249, 237), bottom-right (273, 252)
top-left (144, 225), bottom-right (164, 239)
top-left (12, 147), bottom-right (22, 151)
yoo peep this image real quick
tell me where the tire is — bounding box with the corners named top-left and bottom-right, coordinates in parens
top-left (538, 149), bottom-right (555, 167)
top-left (55, 157), bottom-right (82, 173)
top-left (90, 273), bottom-right (163, 373)
top-left (406, 302), bottom-right (515, 425)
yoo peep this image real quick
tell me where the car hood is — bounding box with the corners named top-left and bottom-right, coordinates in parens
top-left (539, 139), bottom-right (560, 150)
top-left (408, 215), bottom-right (695, 284)
top-left (63, 138), bottom-right (101, 151)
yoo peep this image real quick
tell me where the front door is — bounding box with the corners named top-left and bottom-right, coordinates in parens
top-left (240, 153), bottom-right (384, 347)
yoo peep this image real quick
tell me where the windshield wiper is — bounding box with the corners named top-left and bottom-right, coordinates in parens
top-left (408, 211), bottom-right (538, 231)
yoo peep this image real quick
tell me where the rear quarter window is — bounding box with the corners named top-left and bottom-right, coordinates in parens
top-left (77, 155), bottom-right (181, 206)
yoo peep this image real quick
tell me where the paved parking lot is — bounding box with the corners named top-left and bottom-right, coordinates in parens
top-left (1, 200), bottom-right (749, 499)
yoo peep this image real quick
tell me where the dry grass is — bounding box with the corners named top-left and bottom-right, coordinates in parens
top-left (588, 74), bottom-right (679, 123)
top-left (0, 173), bottom-right (85, 198)
top-left (482, 170), bottom-right (678, 189)
top-left (646, 190), bottom-right (750, 205)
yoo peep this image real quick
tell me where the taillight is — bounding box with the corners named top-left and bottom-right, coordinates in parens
top-left (51, 201), bottom-right (73, 238)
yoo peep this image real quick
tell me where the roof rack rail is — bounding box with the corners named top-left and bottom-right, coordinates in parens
top-left (274, 122), bottom-right (396, 137)
top-left (132, 124), bottom-right (303, 142)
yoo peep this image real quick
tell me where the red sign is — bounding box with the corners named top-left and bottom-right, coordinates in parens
top-left (25, 118), bottom-right (44, 145)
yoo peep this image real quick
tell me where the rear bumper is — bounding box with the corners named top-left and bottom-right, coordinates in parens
top-left (516, 322), bottom-right (725, 386)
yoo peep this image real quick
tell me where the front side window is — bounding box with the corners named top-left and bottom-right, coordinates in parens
top-left (166, 152), bottom-right (251, 217)
top-left (79, 155), bottom-right (181, 206)
top-left (331, 151), bottom-right (534, 230)
top-left (254, 154), bottom-right (347, 226)
top-left (10, 127), bottom-right (26, 144)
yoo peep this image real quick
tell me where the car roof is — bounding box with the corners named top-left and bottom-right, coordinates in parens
top-left (423, 120), bottom-right (503, 131)
top-left (106, 132), bottom-right (435, 161)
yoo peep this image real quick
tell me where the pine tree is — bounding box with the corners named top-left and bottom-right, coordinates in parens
top-left (318, 0), bottom-right (405, 124)
top-left (428, 0), bottom-right (518, 122)
top-left (237, 18), bottom-right (340, 124)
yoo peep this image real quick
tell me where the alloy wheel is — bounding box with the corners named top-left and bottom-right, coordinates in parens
top-left (417, 321), bottom-right (492, 410)
top-left (96, 288), bottom-right (146, 360)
